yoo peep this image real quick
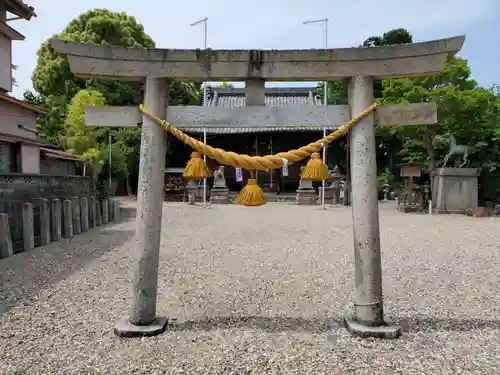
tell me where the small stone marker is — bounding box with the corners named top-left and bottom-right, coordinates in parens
top-left (72, 197), bottom-right (81, 234)
top-left (51, 199), bottom-right (62, 242)
top-left (102, 199), bottom-right (109, 224)
top-left (89, 197), bottom-right (96, 228)
top-left (62, 200), bottom-right (73, 238)
top-left (40, 199), bottom-right (51, 246)
top-left (0, 213), bottom-right (13, 258)
top-left (80, 197), bottom-right (89, 232)
top-left (22, 202), bottom-right (35, 250)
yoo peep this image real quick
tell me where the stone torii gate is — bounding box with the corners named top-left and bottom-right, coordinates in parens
top-left (52, 35), bottom-right (464, 339)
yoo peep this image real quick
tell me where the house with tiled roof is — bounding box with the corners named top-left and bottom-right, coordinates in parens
top-left (0, 0), bottom-right (82, 175)
top-left (168, 86), bottom-right (327, 192)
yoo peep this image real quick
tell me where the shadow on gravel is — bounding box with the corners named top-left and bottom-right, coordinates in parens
top-left (0, 220), bottom-right (135, 317)
top-left (168, 316), bottom-right (344, 333)
top-left (398, 317), bottom-right (500, 332)
top-left (168, 316), bottom-right (500, 334)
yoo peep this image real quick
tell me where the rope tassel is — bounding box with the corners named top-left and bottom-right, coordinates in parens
top-left (183, 151), bottom-right (211, 180)
top-left (237, 179), bottom-right (265, 206)
top-left (301, 152), bottom-right (329, 181)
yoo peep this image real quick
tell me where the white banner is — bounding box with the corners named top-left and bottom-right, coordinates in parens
top-left (282, 164), bottom-right (288, 177)
top-left (235, 168), bottom-right (243, 182)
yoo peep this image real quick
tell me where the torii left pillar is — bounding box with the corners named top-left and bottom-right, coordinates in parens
top-left (114, 77), bottom-right (169, 337)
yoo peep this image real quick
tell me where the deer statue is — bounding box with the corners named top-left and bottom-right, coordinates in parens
top-left (441, 134), bottom-right (468, 168)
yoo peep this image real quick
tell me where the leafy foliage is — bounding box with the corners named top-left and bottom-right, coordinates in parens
top-left (25, 8), bottom-right (202, 193)
top-left (316, 28), bottom-right (500, 202)
top-left (64, 89), bottom-right (106, 178)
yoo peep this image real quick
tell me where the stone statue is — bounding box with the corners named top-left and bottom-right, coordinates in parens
top-left (213, 166), bottom-right (226, 188)
top-left (210, 166), bottom-right (230, 204)
top-left (442, 134), bottom-right (468, 168)
top-left (331, 165), bottom-right (342, 204)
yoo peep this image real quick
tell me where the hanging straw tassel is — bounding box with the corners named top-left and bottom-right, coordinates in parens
top-left (237, 178), bottom-right (265, 206)
top-left (300, 152), bottom-right (329, 181)
top-left (183, 151), bottom-right (211, 180)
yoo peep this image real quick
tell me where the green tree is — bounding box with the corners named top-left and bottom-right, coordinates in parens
top-left (63, 89), bottom-right (107, 178)
top-left (28, 8), bottom-right (202, 193)
top-left (32, 9), bottom-right (155, 102)
top-left (317, 28), bottom-right (413, 105)
top-left (363, 28), bottom-right (412, 47)
top-left (32, 9), bottom-right (201, 106)
top-left (380, 57), bottom-right (498, 171)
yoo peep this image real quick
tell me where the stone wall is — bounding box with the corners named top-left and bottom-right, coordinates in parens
top-left (0, 173), bottom-right (92, 201)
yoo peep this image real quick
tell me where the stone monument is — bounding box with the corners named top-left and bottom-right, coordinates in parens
top-left (210, 166), bottom-right (230, 204)
top-left (296, 166), bottom-right (316, 205)
top-left (432, 168), bottom-right (479, 214)
top-left (432, 136), bottom-right (478, 213)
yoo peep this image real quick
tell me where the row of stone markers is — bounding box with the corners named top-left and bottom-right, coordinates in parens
top-left (0, 197), bottom-right (121, 259)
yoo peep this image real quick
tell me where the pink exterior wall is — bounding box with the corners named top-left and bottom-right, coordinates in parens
top-left (0, 31), bottom-right (12, 92)
top-left (0, 100), bottom-right (40, 173)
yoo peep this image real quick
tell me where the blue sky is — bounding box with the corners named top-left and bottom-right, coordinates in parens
top-left (9, 0), bottom-right (500, 98)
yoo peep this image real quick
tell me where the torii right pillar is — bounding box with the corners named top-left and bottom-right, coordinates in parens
top-left (344, 76), bottom-right (401, 338)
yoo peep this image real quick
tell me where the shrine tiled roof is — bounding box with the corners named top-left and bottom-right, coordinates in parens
top-left (206, 87), bottom-right (322, 107)
top-left (184, 87), bottom-right (331, 134)
top-left (3, 0), bottom-right (36, 20)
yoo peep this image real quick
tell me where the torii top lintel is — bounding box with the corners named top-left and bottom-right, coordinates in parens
top-left (51, 36), bottom-right (465, 82)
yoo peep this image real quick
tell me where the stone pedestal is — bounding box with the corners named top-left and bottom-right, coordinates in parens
top-left (186, 180), bottom-right (198, 205)
top-left (210, 167), bottom-right (229, 204)
top-left (296, 179), bottom-right (316, 205)
top-left (210, 186), bottom-right (230, 204)
top-left (264, 192), bottom-right (278, 202)
top-left (432, 168), bottom-right (479, 214)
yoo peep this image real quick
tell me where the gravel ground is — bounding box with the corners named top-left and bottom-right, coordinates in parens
top-left (1, 202), bottom-right (500, 374)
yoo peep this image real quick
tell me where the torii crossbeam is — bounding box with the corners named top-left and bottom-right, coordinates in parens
top-left (52, 35), bottom-right (465, 339)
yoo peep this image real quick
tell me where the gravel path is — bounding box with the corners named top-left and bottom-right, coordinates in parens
top-left (1, 202), bottom-right (500, 374)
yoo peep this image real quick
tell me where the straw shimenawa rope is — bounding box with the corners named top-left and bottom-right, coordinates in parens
top-left (139, 102), bottom-right (378, 171)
